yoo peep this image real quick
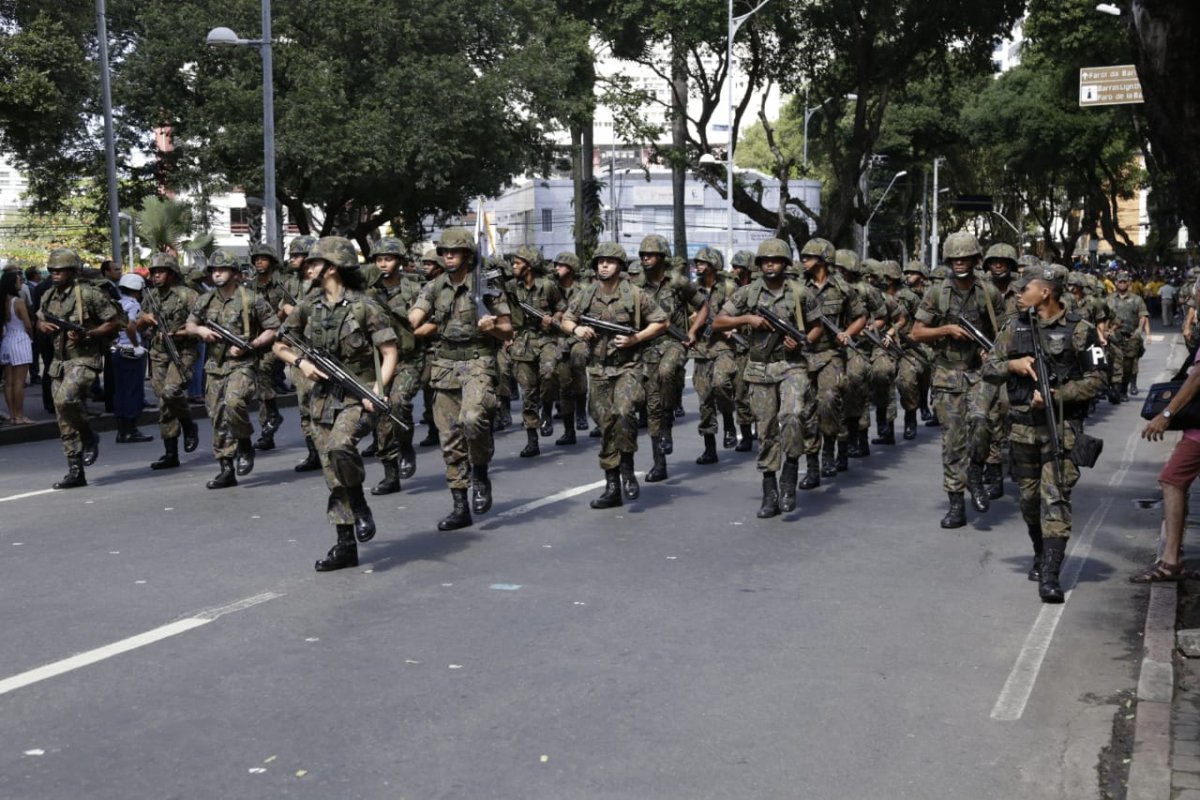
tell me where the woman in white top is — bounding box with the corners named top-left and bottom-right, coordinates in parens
top-left (0, 269), bottom-right (34, 424)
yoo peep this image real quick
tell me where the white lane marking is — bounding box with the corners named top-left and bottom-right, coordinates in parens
top-left (0, 591), bottom-right (282, 698)
top-left (493, 473), bottom-right (644, 520)
top-left (0, 488), bottom-right (58, 504)
top-left (991, 498), bottom-right (1113, 721)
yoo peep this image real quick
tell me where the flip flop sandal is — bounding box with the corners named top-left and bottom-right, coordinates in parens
top-left (1129, 560), bottom-right (1186, 583)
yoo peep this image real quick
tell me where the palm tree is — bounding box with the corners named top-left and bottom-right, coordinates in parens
top-left (128, 196), bottom-right (213, 260)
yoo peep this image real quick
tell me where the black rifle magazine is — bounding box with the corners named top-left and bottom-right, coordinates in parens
top-left (1071, 432), bottom-right (1104, 469)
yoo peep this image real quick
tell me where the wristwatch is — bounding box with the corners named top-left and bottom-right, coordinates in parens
top-left (294, 356), bottom-right (306, 370)
top-left (1164, 409), bottom-right (1173, 419)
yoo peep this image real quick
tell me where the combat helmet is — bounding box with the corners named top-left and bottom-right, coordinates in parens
top-left (755, 238), bottom-right (793, 265)
top-left (46, 248), bottom-right (82, 271)
top-left (513, 245), bottom-right (543, 274)
top-left (943, 231), bottom-right (982, 261)
top-left (834, 249), bottom-right (861, 274)
top-left (861, 258), bottom-right (883, 278)
top-left (903, 260), bottom-right (929, 279)
top-left (288, 235), bottom-right (317, 258)
top-left (249, 243), bottom-right (279, 265)
top-left (591, 241), bottom-right (629, 269)
top-left (731, 250), bottom-right (755, 270)
top-left (694, 246), bottom-right (724, 272)
top-left (371, 237), bottom-right (407, 259)
top-left (880, 260), bottom-right (903, 283)
top-left (436, 227), bottom-right (477, 255)
top-left (799, 237), bottom-right (835, 263)
top-left (552, 251), bottom-right (580, 275)
top-left (638, 234), bottom-right (671, 258)
top-left (206, 249), bottom-right (240, 271)
top-left (983, 243), bottom-right (1018, 266)
top-left (149, 252), bottom-right (182, 276)
top-left (306, 236), bottom-right (359, 269)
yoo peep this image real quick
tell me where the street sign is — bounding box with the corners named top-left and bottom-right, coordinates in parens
top-left (1079, 65), bottom-right (1144, 106)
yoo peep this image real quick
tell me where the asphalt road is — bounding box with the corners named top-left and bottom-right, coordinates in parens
top-left (0, 335), bottom-right (1177, 800)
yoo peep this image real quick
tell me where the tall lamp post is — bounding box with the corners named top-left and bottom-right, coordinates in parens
top-left (862, 170), bottom-right (907, 259)
top-left (802, 92), bottom-right (857, 174)
top-left (721, 0), bottom-right (771, 262)
top-left (206, 0), bottom-right (277, 255)
top-left (96, 0), bottom-right (122, 268)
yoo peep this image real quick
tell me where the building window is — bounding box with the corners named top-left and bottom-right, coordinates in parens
top-left (542, 208), bottom-right (553, 232)
top-left (230, 207), bottom-right (250, 234)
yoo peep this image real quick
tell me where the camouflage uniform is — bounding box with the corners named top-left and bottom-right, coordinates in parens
top-left (864, 261), bottom-right (907, 444)
top-left (552, 252), bottom-right (589, 436)
top-left (983, 282), bottom-right (1105, 601)
top-left (640, 260), bottom-right (705, 450)
top-left (717, 250), bottom-right (757, 448)
top-left (836, 252), bottom-right (886, 456)
top-left (142, 256), bottom-right (200, 454)
top-left (895, 268), bottom-right (929, 428)
top-left (1106, 279), bottom-right (1148, 398)
top-left (39, 250), bottom-right (122, 483)
top-left (249, 248), bottom-right (298, 446)
top-left (507, 250), bottom-right (567, 453)
top-left (690, 247), bottom-right (739, 461)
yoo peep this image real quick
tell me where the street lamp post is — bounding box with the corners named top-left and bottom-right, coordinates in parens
top-left (96, 0), bottom-right (122, 268)
top-left (722, 0), bottom-right (771, 263)
top-left (862, 170), bottom-right (907, 259)
top-left (206, 0), bottom-right (277, 255)
top-left (929, 156), bottom-right (945, 267)
top-left (802, 92), bottom-right (857, 174)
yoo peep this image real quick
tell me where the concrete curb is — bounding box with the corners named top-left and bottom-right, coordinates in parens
top-left (1127, 581), bottom-right (1178, 800)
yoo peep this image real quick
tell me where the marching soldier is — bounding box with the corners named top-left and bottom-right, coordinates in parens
top-left (286, 236), bottom-right (327, 472)
top-left (552, 251), bottom-right (589, 439)
top-left (691, 246), bottom-right (739, 465)
top-left (506, 245), bottom-right (566, 458)
top-left (416, 246), bottom-right (446, 449)
top-left (367, 237), bottom-right (432, 495)
top-left (408, 228), bottom-right (513, 531)
top-left (717, 250), bottom-right (757, 451)
top-left (185, 250), bottom-right (280, 489)
top-left (1105, 270), bottom-right (1150, 402)
top-left (714, 238), bottom-right (818, 517)
top-left (136, 253), bottom-right (201, 470)
top-left (559, 242), bottom-right (667, 509)
top-left (865, 260), bottom-right (908, 446)
top-left (977, 243), bottom-right (1021, 500)
top-left (248, 244), bottom-right (293, 451)
top-left (36, 248), bottom-right (123, 489)
top-left (982, 265), bottom-right (1105, 602)
top-left (274, 236), bottom-right (399, 572)
top-left (834, 250), bottom-right (882, 458)
top-left (911, 232), bottom-right (1004, 528)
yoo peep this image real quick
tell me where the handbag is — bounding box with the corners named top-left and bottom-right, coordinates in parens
top-left (1141, 380), bottom-right (1200, 429)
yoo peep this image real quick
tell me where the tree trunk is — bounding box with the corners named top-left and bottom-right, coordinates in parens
top-left (671, 36), bottom-right (688, 259)
top-left (571, 123), bottom-right (585, 258)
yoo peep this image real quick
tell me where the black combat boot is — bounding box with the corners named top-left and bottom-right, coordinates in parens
top-left (984, 462), bottom-right (1005, 500)
top-left (846, 421), bottom-right (863, 458)
top-left (920, 405), bottom-right (932, 422)
top-left (925, 412), bottom-right (941, 427)
top-left (182, 416), bottom-right (200, 453)
top-left (371, 459), bottom-right (401, 496)
top-left (940, 492), bottom-right (966, 529)
top-left (903, 410), bottom-right (917, 441)
top-left (235, 438), bottom-right (255, 476)
top-left (520, 428), bottom-right (540, 458)
top-left (253, 429), bottom-right (275, 451)
top-left (540, 401), bottom-right (554, 436)
top-left (206, 458), bottom-right (237, 489)
top-left (1129, 380), bottom-right (1140, 397)
top-left (1119, 381), bottom-right (1129, 402)
top-left (361, 435), bottom-right (378, 458)
top-left (675, 402), bottom-right (685, 418)
top-left (398, 440), bottom-right (417, 479)
top-left (821, 438), bottom-right (838, 478)
top-left (116, 418), bottom-right (153, 443)
top-left (696, 434), bottom-right (718, 465)
top-left (349, 486), bottom-right (376, 543)
top-left (637, 406), bottom-right (648, 429)
top-left (967, 463), bottom-right (990, 513)
top-left (735, 424), bottom-right (754, 452)
top-left (496, 398), bottom-right (513, 430)
top-left (857, 427), bottom-right (871, 457)
top-left (82, 429), bottom-right (100, 466)
top-left (418, 424), bottom-right (440, 447)
top-left (872, 407), bottom-right (895, 445)
top-left (645, 437), bottom-right (669, 483)
top-left (54, 454), bottom-right (87, 489)
top-left (1108, 385), bottom-right (1122, 404)
top-left (757, 473), bottom-right (780, 518)
top-left (471, 464), bottom-right (492, 514)
top-left (555, 426), bottom-right (577, 446)
top-left (659, 425), bottom-right (674, 455)
top-left (1039, 537), bottom-right (1067, 603)
top-left (590, 468), bottom-right (623, 509)
top-left (722, 413), bottom-right (737, 449)
top-left (779, 457), bottom-right (799, 512)
top-left (799, 454), bottom-right (821, 490)
top-left (1027, 524), bottom-right (1044, 582)
top-left (619, 452), bottom-right (640, 500)
top-left (151, 437), bottom-right (180, 470)
top-left (295, 436), bottom-right (322, 472)
top-left (575, 400), bottom-right (589, 431)
top-left (835, 438), bottom-right (849, 472)
top-left (262, 398), bottom-right (284, 435)
top-left (589, 425), bottom-right (602, 438)
top-left (315, 525), bottom-right (359, 572)
top-left (438, 488), bottom-right (473, 531)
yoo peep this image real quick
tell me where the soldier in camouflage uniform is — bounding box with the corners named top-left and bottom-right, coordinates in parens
top-left (690, 246), bottom-right (739, 464)
top-left (248, 244), bottom-right (295, 451)
top-left (1105, 270), bottom-right (1150, 402)
top-left (286, 236), bottom-right (326, 472)
top-left (797, 238), bottom-right (867, 482)
top-left (896, 260), bottom-right (932, 438)
top-left (560, 242), bottom-right (668, 509)
top-left (274, 236), bottom-right (399, 572)
top-left (911, 232), bottom-right (1004, 528)
top-left (834, 250), bottom-right (884, 458)
top-left (492, 254), bottom-right (517, 431)
top-left (718, 249), bottom-right (757, 451)
top-left (977, 243), bottom-right (1022, 501)
top-left (186, 249), bottom-right (280, 490)
top-left (409, 228), bottom-right (513, 531)
top-left (636, 234), bottom-right (707, 482)
top-left (865, 260), bottom-right (908, 446)
top-left (416, 247), bottom-right (446, 449)
top-left (367, 237), bottom-right (432, 495)
top-left (506, 245), bottom-right (567, 458)
top-left (135, 253), bottom-right (201, 470)
top-left (715, 238), bottom-right (818, 517)
top-left (36, 248), bottom-right (124, 488)
top-left (983, 265), bottom-right (1105, 602)
top-left (552, 251), bottom-right (590, 438)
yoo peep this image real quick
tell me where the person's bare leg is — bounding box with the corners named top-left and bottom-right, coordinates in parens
top-left (1161, 482), bottom-right (1187, 566)
top-left (10, 364), bottom-right (28, 421)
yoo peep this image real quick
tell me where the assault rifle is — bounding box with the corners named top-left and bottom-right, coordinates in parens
top-left (516, 299), bottom-right (564, 332)
top-left (1028, 313), bottom-right (1065, 486)
top-left (41, 312), bottom-right (91, 337)
top-left (956, 313), bottom-right (995, 352)
top-left (755, 305), bottom-right (809, 350)
top-left (204, 318), bottom-right (255, 353)
top-left (699, 291), bottom-right (751, 350)
top-left (577, 315), bottom-right (638, 338)
top-left (140, 289), bottom-right (186, 374)
top-left (280, 330), bottom-right (410, 431)
top-left (860, 324), bottom-right (905, 361)
top-left (817, 313), bottom-right (861, 353)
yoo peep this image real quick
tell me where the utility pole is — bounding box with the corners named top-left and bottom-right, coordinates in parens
top-left (929, 156), bottom-right (945, 267)
top-left (96, 0), bottom-right (122, 268)
top-left (919, 169), bottom-right (928, 266)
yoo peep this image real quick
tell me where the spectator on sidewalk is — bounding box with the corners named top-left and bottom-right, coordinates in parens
top-left (1160, 279), bottom-right (1178, 327)
top-left (0, 269), bottom-right (34, 424)
top-left (113, 274), bottom-right (152, 443)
